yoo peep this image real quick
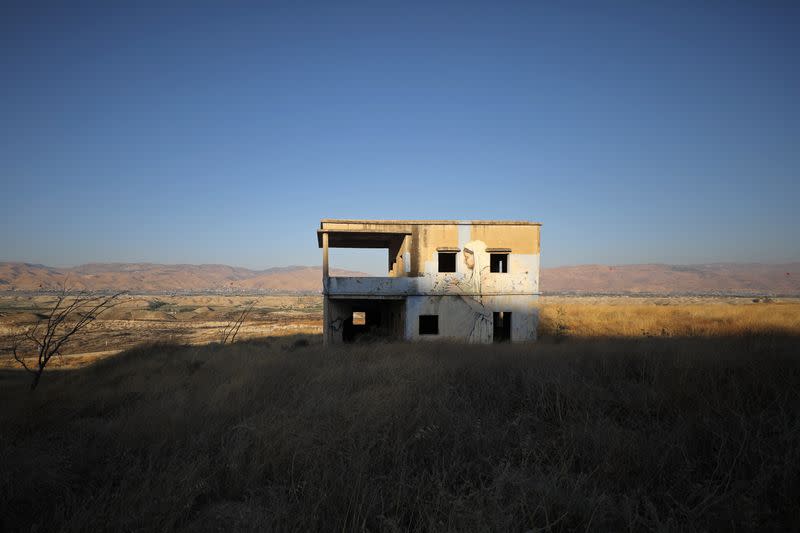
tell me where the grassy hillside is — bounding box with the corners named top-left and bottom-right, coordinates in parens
top-left (2, 334), bottom-right (798, 531)
top-left (538, 297), bottom-right (800, 338)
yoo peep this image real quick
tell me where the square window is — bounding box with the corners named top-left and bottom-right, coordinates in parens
top-left (490, 253), bottom-right (508, 273)
top-left (352, 311), bottom-right (365, 326)
top-left (419, 315), bottom-right (439, 335)
top-left (438, 252), bottom-right (456, 273)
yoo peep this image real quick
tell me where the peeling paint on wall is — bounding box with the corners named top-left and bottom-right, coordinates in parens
top-left (319, 220), bottom-right (541, 344)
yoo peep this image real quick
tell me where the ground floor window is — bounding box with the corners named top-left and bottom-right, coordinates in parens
top-left (419, 315), bottom-right (439, 335)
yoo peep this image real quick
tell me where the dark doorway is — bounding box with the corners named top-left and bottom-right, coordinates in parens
top-left (493, 311), bottom-right (511, 342)
top-left (340, 299), bottom-right (405, 343)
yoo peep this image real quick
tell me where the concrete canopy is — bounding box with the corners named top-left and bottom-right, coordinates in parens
top-left (316, 229), bottom-right (410, 249)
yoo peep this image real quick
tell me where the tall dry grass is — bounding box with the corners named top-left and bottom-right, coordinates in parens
top-left (538, 299), bottom-right (800, 338)
top-left (1, 333), bottom-right (799, 531)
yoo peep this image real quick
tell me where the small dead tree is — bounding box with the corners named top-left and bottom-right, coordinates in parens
top-left (220, 300), bottom-right (256, 345)
top-left (12, 286), bottom-right (126, 390)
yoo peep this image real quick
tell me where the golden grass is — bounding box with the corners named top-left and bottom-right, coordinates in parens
top-left (4, 296), bottom-right (799, 374)
top-left (538, 298), bottom-right (800, 338)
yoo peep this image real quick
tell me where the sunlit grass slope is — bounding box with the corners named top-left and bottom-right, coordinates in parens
top-left (539, 299), bottom-right (800, 338)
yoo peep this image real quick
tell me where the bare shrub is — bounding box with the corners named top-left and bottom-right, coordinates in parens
top-left (10, 284), bottom-right (125, 390)
top-left (220, 300), bottom-right (255, 345)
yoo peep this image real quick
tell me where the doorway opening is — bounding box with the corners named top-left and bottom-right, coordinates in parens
top-left (493, 311), bottom-right (511, 342)
top-left (340, 299), bottom-right (405, 343)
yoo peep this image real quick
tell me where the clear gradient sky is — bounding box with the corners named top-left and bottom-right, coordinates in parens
top-left (1, 1), bottom-right (798, 274)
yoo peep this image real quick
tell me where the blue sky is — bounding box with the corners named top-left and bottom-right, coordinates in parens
top-left (1, 1), bottom-right (798, 274)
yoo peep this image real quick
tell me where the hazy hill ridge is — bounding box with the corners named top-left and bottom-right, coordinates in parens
top-left (0, 262), bottom-right (798, 295)
top-left (542, 263), bottom-right (800, 296)
top-left (0, 262), bottom-right (365, 293)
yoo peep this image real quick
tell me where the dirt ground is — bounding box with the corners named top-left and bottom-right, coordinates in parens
top-left (0, 294), bottom-right (322, 369)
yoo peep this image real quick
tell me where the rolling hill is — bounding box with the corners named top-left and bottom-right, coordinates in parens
top-left (0, 263), bottom-right (365, 293)
top-left (0, 262), bottom-right (798, 295)
top-left (541, 263), bottom-right (800, 295)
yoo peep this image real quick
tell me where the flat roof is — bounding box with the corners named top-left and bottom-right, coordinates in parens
top-left (320, 219), bottom-right (542, 227)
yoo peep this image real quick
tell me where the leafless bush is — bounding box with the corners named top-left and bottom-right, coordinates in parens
top-left (220, 300), bottom-right (255, 345)
top-left (10, 283), bottom-right (125, 390)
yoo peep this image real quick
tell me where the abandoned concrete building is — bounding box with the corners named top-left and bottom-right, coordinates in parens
top-left (318, 219), bottom-right (541, 344)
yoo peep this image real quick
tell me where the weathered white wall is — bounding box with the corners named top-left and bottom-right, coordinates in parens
top-left (404, 294), bottom-right (538, 343)
top-left (322, 222), bottom-right (541, 344)
top-left (326, 260), bottom-right (540, 297)
top-left (481, 295), bottom-right (539, 342)
top-left (323, 298), bottom-right (351, 344)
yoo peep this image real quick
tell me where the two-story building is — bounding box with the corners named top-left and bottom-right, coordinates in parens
top-left (317, 219), bottom-right (541, 344)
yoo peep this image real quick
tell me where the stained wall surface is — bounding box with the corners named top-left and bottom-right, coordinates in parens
top-left (320, 220), bottom-right (541, 344)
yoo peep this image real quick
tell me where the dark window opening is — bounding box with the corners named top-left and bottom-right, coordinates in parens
top-left (438, 252), bottom-right (456, 273)
top-left (490, 253), bottom-right (508, 273)
top-left (493, 312), bottom-right (511, 342)
top-left (419, 315), bottom-right (439, 335)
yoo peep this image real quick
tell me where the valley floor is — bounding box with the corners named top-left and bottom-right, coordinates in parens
top-left (1, 294), bottom-right (798, 369)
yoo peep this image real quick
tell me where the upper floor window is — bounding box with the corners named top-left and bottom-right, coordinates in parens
top-left (490, 253), bottom-right (508, 273)
top-left (438, 252), bottom-right (457, 273)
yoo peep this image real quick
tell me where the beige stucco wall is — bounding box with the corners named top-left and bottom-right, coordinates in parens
top-left (321, 220), bottom-right (540, 279)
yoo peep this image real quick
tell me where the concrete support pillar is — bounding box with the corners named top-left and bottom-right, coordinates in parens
top-left (322, 231), bottom-right (330, 346)
top-left (323, 296), bottom-right (330, 346)
top-left (322, 232), bottom-right (329, 291)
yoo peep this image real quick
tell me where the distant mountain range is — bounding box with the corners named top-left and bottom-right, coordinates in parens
top-left (0, 262), bottom-right (798, 295)
top-left (0, 263), bottom-right (364, 293)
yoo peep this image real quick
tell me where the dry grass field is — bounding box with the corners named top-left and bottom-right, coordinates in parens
top-left (1, 295), bottom-right (799, 531)
top-left (538, 296), bottom-right (800, 338)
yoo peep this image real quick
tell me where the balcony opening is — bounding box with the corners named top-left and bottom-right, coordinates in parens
top-left (490, 253), bottom-right (508, 273)
top-left (340, 299), bottom-right (405, 343)
top-left (419, 315), bottom-right (439, 335)
top-left (438, 252), bottom-right (457, 273)
top-left (329, 248), bottom-right (390, 276)
top-left (493, 312), bottom-right (511, 342)
top-left (320, 229), bottom-right (410, 277)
